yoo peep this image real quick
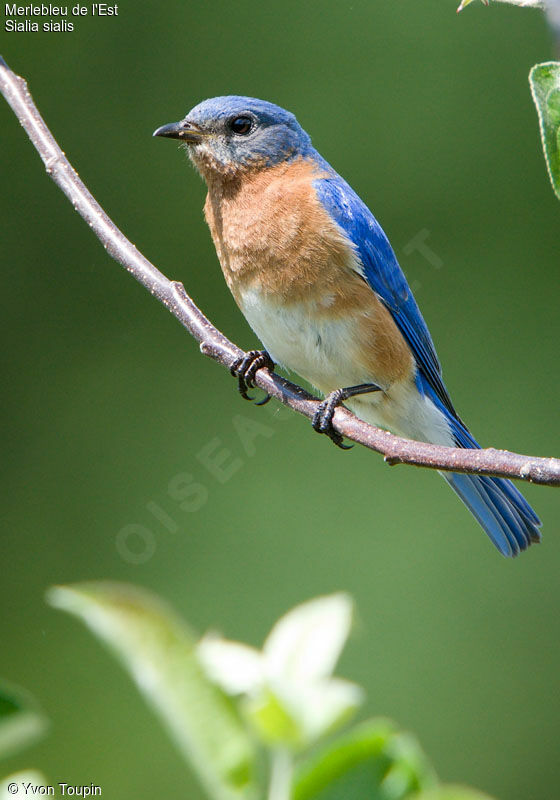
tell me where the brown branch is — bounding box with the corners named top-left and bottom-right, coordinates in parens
top-left (1, 55), bottom-right (559, 487)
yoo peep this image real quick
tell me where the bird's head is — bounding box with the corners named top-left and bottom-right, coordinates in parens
top-left (153, 96), bottom-right (312, 178)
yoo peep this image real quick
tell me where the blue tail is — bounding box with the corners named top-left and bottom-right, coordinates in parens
top-left (442, 471), bottom-right (541, 557)
top-left (418, 377), bottom-right (541, 557)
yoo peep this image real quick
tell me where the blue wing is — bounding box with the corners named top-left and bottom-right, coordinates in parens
top-left (313, 165), bottom-right (458, 419)
top-left (313, 161), bottom-right (541, 556)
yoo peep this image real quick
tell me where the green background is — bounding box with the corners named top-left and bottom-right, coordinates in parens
top-left (1, 1), bottom-right (558, 798)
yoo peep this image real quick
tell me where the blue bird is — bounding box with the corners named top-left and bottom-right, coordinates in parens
top-left (154, 96), bottom-right (541, 557)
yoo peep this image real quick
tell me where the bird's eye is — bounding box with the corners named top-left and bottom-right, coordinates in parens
top-left (229, 116), bottom-right (254, 135)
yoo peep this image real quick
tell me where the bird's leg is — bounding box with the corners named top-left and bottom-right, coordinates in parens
top-left (230, 350), bottom-right (275, 404)
top-left (312, 383), bottom-right (383, 449)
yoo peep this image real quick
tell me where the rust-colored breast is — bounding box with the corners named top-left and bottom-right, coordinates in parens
top-left (203, 158), bottom-right (356, 301)
top-left (203, 156), bottom-right (414, 386)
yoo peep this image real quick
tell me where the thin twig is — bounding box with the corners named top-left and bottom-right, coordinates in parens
top-left (1, 55), bottom-right (558, 487)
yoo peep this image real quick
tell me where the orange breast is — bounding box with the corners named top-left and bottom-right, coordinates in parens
top-left (204, 156), bottom-right (414, 387)
top-left (204, 158), bottom-right (354, 300)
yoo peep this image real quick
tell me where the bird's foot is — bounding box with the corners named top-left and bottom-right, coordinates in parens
top-left (230, 350), bottom-right (275, 403)
top-left (312, 383), bottom-right (383, 449)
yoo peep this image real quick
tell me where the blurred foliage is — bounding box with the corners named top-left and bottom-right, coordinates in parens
top-left (294, 719), bottom-right (438, 800)
top-left (530, 61), bottom-right (560, 197)
top-left (197, 593), bottom-right (362, 750)
top-left (47, 582), bottom-right (259, 800)
top-left (457, 1), bottom-right (544, 10)
top-left (48, 584), bottom-right (495, 800)
top-left (1, 771), bottom-right (49, 800)
top-left (0, 683), bottom-right (48, 800)
top-left (456, 1), bottom-right (560, 200)
top-left (1, 1), bottom-right (559, 799)
top-left (0, 683), bottom-right (47, 761)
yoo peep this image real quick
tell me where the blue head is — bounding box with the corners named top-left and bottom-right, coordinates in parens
top-left (154, 96), bottom-right (313, 176)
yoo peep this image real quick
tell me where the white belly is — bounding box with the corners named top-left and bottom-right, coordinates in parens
top-left (347, 387), bottom-right (454, 446)
top-left (238, 286), bottom-right (370, 392)
top-left (238, 286), bottom-right (454, 447)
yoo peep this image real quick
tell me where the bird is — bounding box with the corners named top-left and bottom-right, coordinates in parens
top-left (154, 96), bottom-right (541, 557)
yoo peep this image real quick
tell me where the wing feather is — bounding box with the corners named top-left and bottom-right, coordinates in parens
top-left (313, 169), bottom-right (458, 418)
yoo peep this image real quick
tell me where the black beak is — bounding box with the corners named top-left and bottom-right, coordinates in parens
top-left (153, 120), bottom-right (205, 143)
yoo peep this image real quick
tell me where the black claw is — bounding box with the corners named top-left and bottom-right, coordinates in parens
top-left (236, 373), bottom-right (252, 401)
top-left (230, 350), bottom-right (275, 403)
top-left (311, 383), bottom-right (383, 449)
top-left (312, 394), bottom-right (349, 449)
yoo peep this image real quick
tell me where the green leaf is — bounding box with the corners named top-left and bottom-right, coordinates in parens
top-left (263, 593), bottom-right (354, 685)
top-left (530, 61), bottom-right (560, 200)
top-left (293, 718), bottom-right (437, 800)
top-left (47, 582), bottom-right (258, 800)
top-left (198, 593), bottom-right (362, 751)
top-left (410, 786), bottom-right (497, 800)
top-left (456, 0), bottom-right (487, 11)
top-left (0, 683), bottom-right (47, 760)
top-left (198, 636), bottom-right (264, 695)
top-left (244, 687), bottom-right (303, 747)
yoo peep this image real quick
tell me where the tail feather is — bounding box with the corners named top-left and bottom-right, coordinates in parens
top-left (417, 373), bottom-right (542, 557)
top-left (443, 472), bottom-right (541, 557)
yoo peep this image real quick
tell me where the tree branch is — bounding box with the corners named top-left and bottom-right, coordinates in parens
top-left (1, 55), bottom-right (558, 487)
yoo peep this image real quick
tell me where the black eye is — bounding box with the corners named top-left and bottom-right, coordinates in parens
top-left (229, 116), bottom-right (253, 135)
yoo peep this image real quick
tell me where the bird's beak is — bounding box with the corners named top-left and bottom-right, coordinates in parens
top-left (153, 120), bottom-right (205, 143)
